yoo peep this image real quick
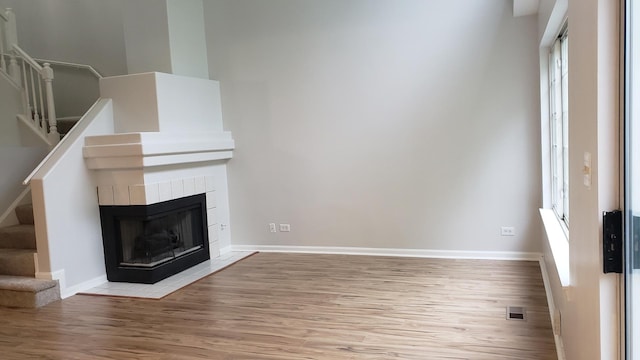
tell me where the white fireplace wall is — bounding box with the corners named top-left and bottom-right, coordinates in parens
top-left (85, 72), bottom-right (234, 258)
top-left (143, 164), bottom-right (231, 255)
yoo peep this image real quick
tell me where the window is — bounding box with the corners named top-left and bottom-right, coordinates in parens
top-left (549, 24), bottom-right (569, 229)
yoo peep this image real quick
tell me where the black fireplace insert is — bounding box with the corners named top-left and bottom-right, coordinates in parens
top-left (99, 194), bottom-right (210, 284)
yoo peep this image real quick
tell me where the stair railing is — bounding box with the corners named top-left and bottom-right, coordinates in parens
top-left (12, 45), bottom-right (59, 145)
top-left (34, 58), bottom-right (103, 80)
top-left (1, 8), bottom-right (59, 146)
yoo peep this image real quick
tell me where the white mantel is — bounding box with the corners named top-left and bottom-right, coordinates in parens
top-left (83, 71), bottom-right (234, 259)
top-left (84, 131), bottom-right (234, 171)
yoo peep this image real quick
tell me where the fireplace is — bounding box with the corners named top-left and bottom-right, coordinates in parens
top-left (99, 194), bottom-right (210, 284)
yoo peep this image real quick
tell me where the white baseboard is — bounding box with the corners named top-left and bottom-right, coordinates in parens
top-left (539, 256), bottom-right (567, 360)
top-left (230, 245), bottom-right (542, 261)
top-left (37, 269), bottom-right (107, 299)
top-left (59, 275), bottom-right (108, 299)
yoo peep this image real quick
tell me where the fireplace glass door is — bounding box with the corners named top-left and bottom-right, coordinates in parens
top-left (118, 208), bottom-right (201, 267)
top-left (100, 194), bottom-right (210, 284)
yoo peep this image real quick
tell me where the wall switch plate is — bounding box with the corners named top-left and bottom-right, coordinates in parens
top-left (269, 223), bottom-right (277, 233)
top-left (501, 226), bottom-right (515, 236)
top-left (279, 224), bottom-right (291, 232)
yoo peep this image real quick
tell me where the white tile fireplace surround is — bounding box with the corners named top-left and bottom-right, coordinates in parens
top-left (83, 72), bottom-right (235, 278)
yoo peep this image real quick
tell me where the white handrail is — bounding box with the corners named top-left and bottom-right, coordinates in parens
top-left (12, 45), bottom-right (43, 71)
top-left (34, 58), bottom-right (103, 79)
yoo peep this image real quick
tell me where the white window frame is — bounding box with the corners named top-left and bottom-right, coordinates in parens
top-left (549, 24), bottom-right (569, 232)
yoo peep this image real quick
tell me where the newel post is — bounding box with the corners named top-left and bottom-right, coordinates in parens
top-left (5, 8), bottom-right (20, 83)
top-left (5, 8), bottom-right (17, 44)
top-left (42, 63), bottom-right (59, 144)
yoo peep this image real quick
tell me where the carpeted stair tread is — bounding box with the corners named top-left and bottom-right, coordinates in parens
top-left (0, 225), bottom-right (36, 249)
top-left (0, 275), bottom-right (60, 308)
top-left (0, 249), bottom-right (35, 276)
top-left (0, 275), bottom-right (57, 292)
top-left (14, 204), bottom-right (34, 225)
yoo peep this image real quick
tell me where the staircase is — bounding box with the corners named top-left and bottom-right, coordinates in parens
top-left (0, 204), bottom-right (60, 307)
top-left (0, 8), bottom-right (100, 307)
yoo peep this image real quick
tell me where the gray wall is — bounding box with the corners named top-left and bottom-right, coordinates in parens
top-left (0, 0), bottom-right (127, 118)
top-left (0, 0), bottom-right (127, 76)
top-left (205, 0), bottom-right (543, 253)
top-left (0, 0), bottom-right (544, 254)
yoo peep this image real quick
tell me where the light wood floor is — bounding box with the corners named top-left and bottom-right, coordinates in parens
top-left (0, 253), bottom-right (556, 359)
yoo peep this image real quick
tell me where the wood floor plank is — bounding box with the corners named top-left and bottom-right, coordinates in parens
top-left (0, 253), bottom-right (556, 359)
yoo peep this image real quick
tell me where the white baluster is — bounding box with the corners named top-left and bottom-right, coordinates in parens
top-left (29, 66), bottom-right (40, 129)
top-left (42, 63), bottom-right (58, 143)
top-left (37, 73), bottom-right (45, 129)
top-left (20, 59), bottom-right (29, 117)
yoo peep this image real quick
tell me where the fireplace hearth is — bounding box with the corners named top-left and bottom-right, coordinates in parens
top-left (99, 194), bottom-right (210, 284)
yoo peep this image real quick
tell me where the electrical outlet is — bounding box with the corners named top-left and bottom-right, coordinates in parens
top-left (279, 224), bottom-right (291, 232)
top-left (268, 223), bottom-right (277, 233)
top-left (501, 226), bottom-right (515, 236)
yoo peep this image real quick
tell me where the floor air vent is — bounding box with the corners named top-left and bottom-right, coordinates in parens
top-left (506, 306), bottom-right (526, 321)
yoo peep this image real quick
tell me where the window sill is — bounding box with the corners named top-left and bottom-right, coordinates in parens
top-left (539, 208), bottom-right (570, 287)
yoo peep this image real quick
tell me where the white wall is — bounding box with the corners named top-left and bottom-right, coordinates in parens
top-left (166, 0), bottom-right (209, 79)
top-left (123, 0), bottom-right (209, 78)
top-left (31, 99), bottom-right (115, 297)
top-left (538, 0), bottom-right (620, 359)
top-left (99, 72), bottom-right (224, 133)
top-left (0, 0), bottom-right (127, 76)
top-left (122, 0), bottom-right (172, 75)
top-left (205, 0), bottom-right (543, 254)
